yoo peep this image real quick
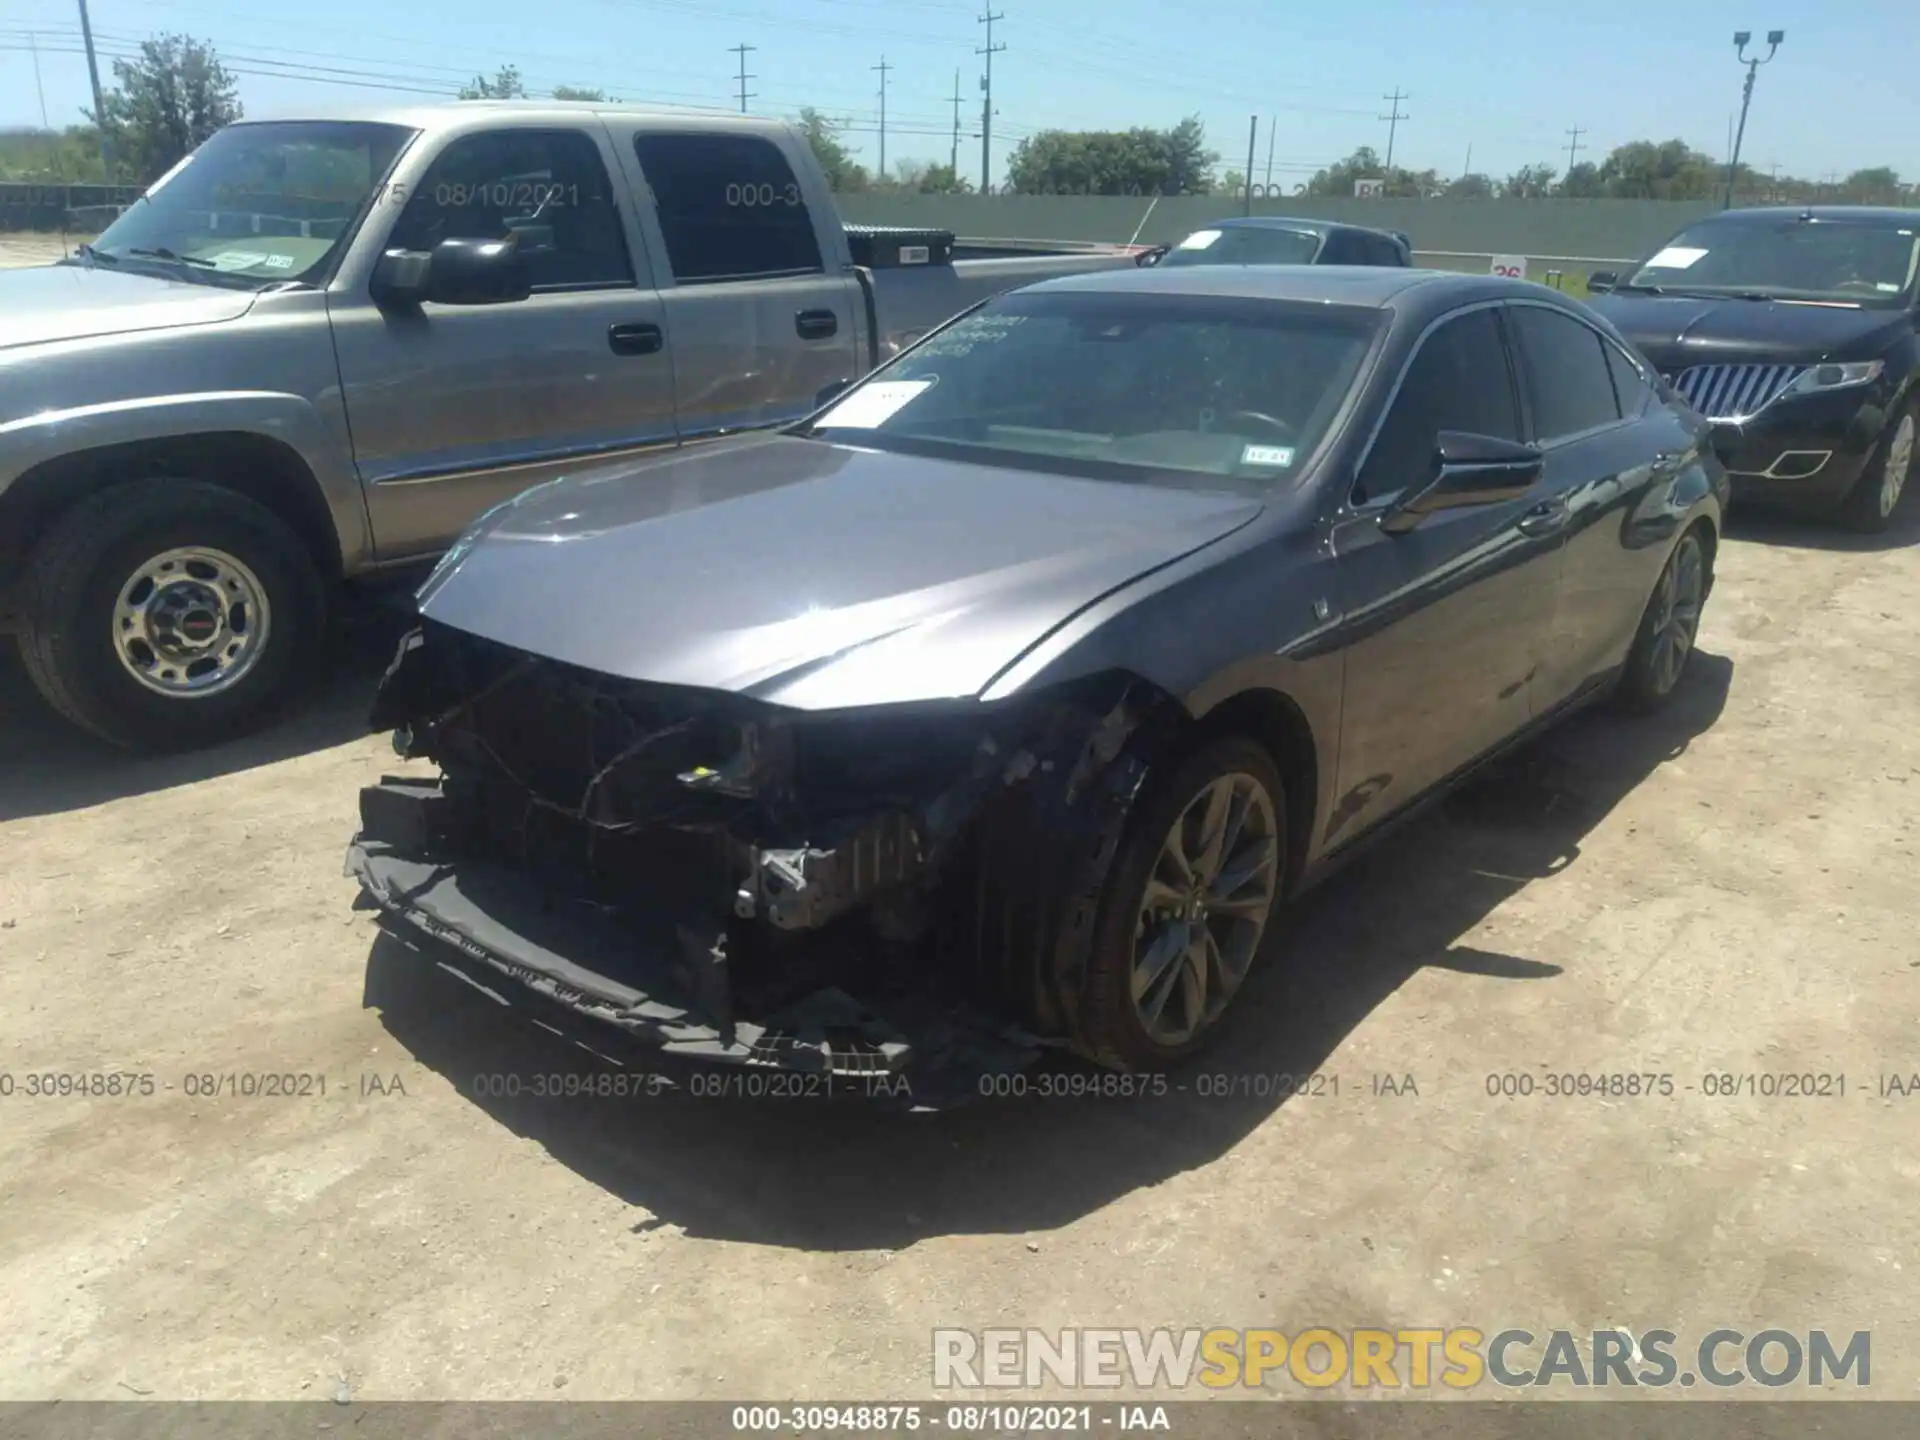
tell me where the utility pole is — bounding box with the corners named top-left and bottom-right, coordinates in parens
top-left (1462, 142), bottom-right (1472, 179)
top-left (949, 70), bottom-right (963, 178)
top-left (1724, 29), bottom-right (1783, 209)
top-left (1263, 115), bottom-right (1275, 193)
top-left (75, 0), bottom-right (112, 178)
top-left (1242, 115), bottom-right (1257, 216)
top-left (1379, 88), bottom-right (1408, 172)
top-left (1563, 124), bottom-right (1584, 176)
top-left (977, 9), bottom-right (1005, 194)
top-left (29, 31), bottom-right (50, 129)
top-left (728, 42), bottom-right (756, 113)
top-left (872, 56), bottom-right (892, 179)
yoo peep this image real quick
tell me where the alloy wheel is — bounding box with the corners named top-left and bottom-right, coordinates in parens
top-left (1880, 412), bottom-right (1914, 519)
top-left (1129, 771), bottom-right (1281, 1047)
top-left (1647, 534), bottom-right (1705, 698)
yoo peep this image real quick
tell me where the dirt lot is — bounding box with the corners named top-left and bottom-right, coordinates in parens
top-left (3, 501), bottom-right (1916, 1404)
top-left (0, 232), bottom-right (81, 268)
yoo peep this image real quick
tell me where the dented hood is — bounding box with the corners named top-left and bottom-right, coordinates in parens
top-left (414, 433), bottom-right (1263, 710)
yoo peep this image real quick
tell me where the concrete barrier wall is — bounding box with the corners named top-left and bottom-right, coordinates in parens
top-left (834, 194), bottom-right (1725, 267)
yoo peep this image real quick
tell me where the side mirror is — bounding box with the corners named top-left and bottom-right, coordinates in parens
top-left (814, 378), bottom-right (854, 408)
top-left (1135, 245), bottom-right (1168, 267)
top-left (1586, 269), bottom-right (1619, 294)
top-left (1379, 431), bottom-right (1544, 534)
top-left (370, 236), bottom-right (532, 308)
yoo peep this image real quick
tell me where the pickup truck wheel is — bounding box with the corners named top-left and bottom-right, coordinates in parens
top-left (1836, 400), bottom-right (1915, 534)
top-left (1075, 737), bottom-right (1287, 1071)
top-left (19, 480), bottom-right (326, 751)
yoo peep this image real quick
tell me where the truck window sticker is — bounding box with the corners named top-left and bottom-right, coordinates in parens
top-left (1645, 246), bottom-right (1708, 269)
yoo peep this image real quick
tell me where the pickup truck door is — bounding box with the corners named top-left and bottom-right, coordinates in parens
top-left (329, 123), bottom-right (676, 562)
top-left (609, 122), bottom-right (865, 438)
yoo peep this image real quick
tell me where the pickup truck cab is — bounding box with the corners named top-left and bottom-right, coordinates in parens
top-left (1145, 216), bottom-right (1414, 269)
top-left (0, 101), bottom-right (1149, 750)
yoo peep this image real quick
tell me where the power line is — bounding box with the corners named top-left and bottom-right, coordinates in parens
top-left (1564, 123), bottom-right (1585, 174)
top-left (872, 54), bottom-right (891, 175)
top-left (728, 41), bottom-right (755, 112)
top-left (1379, 87), bottom-right (1408, 171)
top-left (976, 8), bottom-right (1004, 193)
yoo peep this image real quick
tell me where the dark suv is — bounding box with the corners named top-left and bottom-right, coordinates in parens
top-left (1587, 206), bottom-right (1919, 531)
top-left (1145, 217), bottom-right (1413, 269)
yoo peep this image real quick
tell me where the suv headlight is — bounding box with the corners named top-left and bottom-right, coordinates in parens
top-left (1784, 359), bottom-right (1884, 397)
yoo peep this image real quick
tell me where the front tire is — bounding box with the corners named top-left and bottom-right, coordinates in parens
top-left (1837, 399), bottom-right (1915, 534)
top-left (1616, 527), bottom-right (1708, 713)
top-left (1075, 736), bottom-right (1287, 1071)
top-left (18, 479), bottom-right (326, 751)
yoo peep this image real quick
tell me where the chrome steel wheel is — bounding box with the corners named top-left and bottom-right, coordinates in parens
top-left (1647, 534), bottom-right (1705, 698)
top-left (1129, 771), bottom-right (1281, 1047)
top-left (112, 545), bottom-right (272, 698)
top-left (1879, 411), bottom-right (1914, 519)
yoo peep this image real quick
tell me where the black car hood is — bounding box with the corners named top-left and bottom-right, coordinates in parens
top-left (1589, 291), bottom-right (1906, 370)
top-left (414, 433), bottom-right (1264, 710)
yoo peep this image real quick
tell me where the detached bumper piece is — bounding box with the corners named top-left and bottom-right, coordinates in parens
top-left (346, 777), bottom-right (1044, 1099)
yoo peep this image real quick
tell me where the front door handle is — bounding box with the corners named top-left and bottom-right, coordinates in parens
top-left (1515, 495), bottom-right (1571, 537)
top-left (796, 308), bottom-right (838, 340)
top-left (608, 321), bottom-right (663, 356)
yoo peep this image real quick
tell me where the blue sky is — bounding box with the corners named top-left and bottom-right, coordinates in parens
top-left (1, 0), bottom-right (1914, 188)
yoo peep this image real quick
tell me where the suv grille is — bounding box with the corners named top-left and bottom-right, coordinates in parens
top-left (1664, 363), bottom-right (1804, 420)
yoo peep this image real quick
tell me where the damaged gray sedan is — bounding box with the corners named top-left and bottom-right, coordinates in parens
top-left (349, 265), bottom-right (1724, 1079)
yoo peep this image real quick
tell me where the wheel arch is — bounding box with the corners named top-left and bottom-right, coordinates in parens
top-left (1179, 685), bottom-right (1321, 896)
top-left (0, 432), bottom-right (345, 598)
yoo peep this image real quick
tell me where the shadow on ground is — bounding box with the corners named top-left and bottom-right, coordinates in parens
top-left (0, 588), bottom-right (414, 821)
top-left (1723, 484), bottom-right (1920, 554)
top-left (366, 652), bottom-right (1733, 1249)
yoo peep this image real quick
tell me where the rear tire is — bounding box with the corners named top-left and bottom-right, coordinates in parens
top-left (1075, 736), bottom-right (1287, 1071)
top-left (1837, 399), bottom-right (1915, 534)
top-left (18, 479), bottom-right (327, 751)
top-left (1616, 527), bottom-right (1708, 714)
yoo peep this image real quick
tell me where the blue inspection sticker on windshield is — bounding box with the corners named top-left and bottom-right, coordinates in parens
top-left (1241, 444), bottom-right (1296, 467)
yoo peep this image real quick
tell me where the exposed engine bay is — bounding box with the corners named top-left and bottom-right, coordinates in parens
top-left (346, 620), bottom-right (1174, 1094)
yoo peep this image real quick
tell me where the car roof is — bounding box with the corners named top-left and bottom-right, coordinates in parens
top-left (227, 98), bottom-right (768, 130)
top-left (1024, 264), bottom-right (1526, 311)
top-left (1197, 215), bottom-right (1406, 243)
top-left (1706, 204), bottom-right (1920, 227)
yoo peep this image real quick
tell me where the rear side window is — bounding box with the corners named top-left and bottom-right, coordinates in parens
top-left (1355, 307), bottom-right (1520, 506)
top-left (1363, 234), bottom-right (1405, 266)
top-left (1507, 304), bottom-right (1623, 441)
top-left (633, 133), bottom-right (824, 283)
top-left (1604, 340), bottom-right (1651, 416)
top-left (1317, 231), bottom-right (1364, 264)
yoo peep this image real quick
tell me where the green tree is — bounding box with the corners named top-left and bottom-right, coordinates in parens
top-left (1842, 166), bottom-right (1901, 202)
top-left (1445, 172), bottom-right (1494, 198)
top-left (91, 34), bottom-right (240, 183)
top-left (1306, 146), bottom-right (1433, 198)
top-left (1595, 139), bottom-right (1715, 199)
top-left (0, 125), bottom-right (109, 182)
top-left (459, 65), bottom-right (526, 99)
top-left (1005, 118), bottom-right (1219, 196)
top-left (1502, 162), bottom-right (1558, 198)
top-left (914, 161), bottom-right (970, 194)
top-left (552, 85), bottom-right (608, 102)
top-left (1560, 160), bottom-right (1603, 198)
top-left (794, 108), bottom-right (870, 191)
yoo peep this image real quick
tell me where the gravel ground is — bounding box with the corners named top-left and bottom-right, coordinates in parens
top-left (1, 226), bottom-right (1915, 1401)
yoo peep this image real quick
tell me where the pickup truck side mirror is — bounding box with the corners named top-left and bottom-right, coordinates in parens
top-left (1586, 269), bottom-right (1620, 294)
top-left (1379, 430), bottom-right (1544, 534)
top-left (370, 237), bottom-right (533, 309)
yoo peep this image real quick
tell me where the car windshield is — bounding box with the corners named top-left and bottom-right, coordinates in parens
top-left (1158, 225), bottom-right (1324, 268)
top-left (84, 121), bottom-right (416, 289)
top-left (804, 290), bottom-right (1382, 493)
top-left (1624, 216), bottom-right (1920, 307)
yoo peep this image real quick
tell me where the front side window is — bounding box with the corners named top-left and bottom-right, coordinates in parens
top-left (1355, 308), bottom-right (1519, 506)
top-left (85, 120), bottom-right (414, 288)
top-left (1604, 340), bottom-right (1651, 417)
top-left (387, 129), bottom-right (632, 290)
top-left (1158, 225), bottom-right (1324, 268)
top-left (1624, 217), bottom-right (1920, 307)
top-left (633, 133), bottom-right (823, 283)
top-left (804, 290), bottom-right (1382, 494)
top-left (1507, 305), bottom-right (1623, 442)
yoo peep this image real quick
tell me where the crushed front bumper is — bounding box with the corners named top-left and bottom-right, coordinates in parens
top-left (346, 776), bottom-right (1046, 1098)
